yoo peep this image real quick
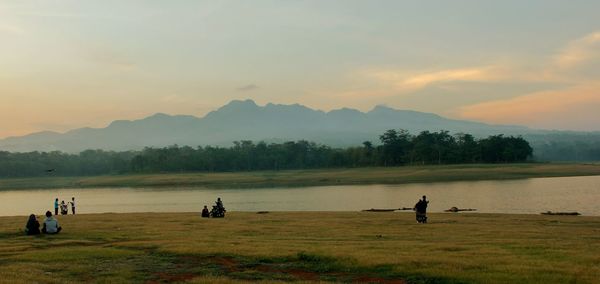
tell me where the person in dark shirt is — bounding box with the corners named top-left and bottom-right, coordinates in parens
top-left (211, 198), bottom-right (226, 218)
top-left (70, 197), bottom-right (76, 215)
top-left (201, 205), bottom-right (210, 218)
top-left (414, 195), bottom-right (429, 223)
top-left (25, 214), bottom-right (40, 235)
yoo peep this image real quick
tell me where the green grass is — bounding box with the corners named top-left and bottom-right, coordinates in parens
top-left (1, 212), bottom-right (599, 283)
top-left (2, 163), bottom-right (600, 190)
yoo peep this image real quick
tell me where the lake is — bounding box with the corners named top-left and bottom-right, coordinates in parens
top-left (1, 175), bottom-right (599, 216)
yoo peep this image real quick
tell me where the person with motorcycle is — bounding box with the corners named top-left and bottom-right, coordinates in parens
top-left (210, 197), bottom-right (226, 218)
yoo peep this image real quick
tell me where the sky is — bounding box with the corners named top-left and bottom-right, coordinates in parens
top-left (1, 0), bottom-right (599, 138)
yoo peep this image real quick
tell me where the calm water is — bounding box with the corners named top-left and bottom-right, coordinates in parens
top-left (1, 176), bottom-right (599, 216)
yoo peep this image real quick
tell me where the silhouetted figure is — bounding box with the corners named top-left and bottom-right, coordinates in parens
top-left (70, 197), bottom-right (76, 215)
top-left (201, 205), bottom-right (210, 218)
top-left (54, 198), bottom-right (59, 216)
top-left (414, 195), bottom-right (429, 223)
top-left (60, 200), bottom-right (68, 215)
top-left (25, 214), bottom-right (40, 235)
top-left (42, 211), bottom-right (62, 234)
top-left (211, 198), bottom-right (226, 218)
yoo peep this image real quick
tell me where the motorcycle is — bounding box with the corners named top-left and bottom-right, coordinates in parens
top-left (210, 205), bottom-right (226, 218)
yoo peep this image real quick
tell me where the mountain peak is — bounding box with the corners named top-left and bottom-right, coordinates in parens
top-left (226, 99), bottom-right (258, 107)
top-left (369, 105), bottom-right (396, 113)
top-left (0, 100), bottom-right (540, 153)
top-left (148, 112), bottom-right (171, 118)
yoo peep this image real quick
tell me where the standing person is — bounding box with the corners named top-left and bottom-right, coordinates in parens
top-left (25, 214), bottom-right (40, 235)
top-left (414, 195), bottom-right (429, 223)
top-left (42, 211), bottom-right (62, 234)
top-left (70, 197), bottom-right (76, 215)
top-left (54, 198), bottom-right (59, 216)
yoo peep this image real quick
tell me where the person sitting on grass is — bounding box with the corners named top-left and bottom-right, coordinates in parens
top-left (25, 214), bottom-right (40, 235)
top-left (201, 205), bottom-right (210, 218)
top-left (42, 211), bottom-right (62, 234)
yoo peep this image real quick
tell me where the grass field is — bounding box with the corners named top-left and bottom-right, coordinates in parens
top-left (0, 212), bottom-right (598, 283)
top-left (2, 163), bottom-right (600, 190)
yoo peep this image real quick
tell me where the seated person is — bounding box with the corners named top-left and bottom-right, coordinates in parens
top-left (60, 201), bottom-right (68, 215)
top-left (216, 198), bottom-right (224, 210)
top-left (201, 205), bottom-right (210, 218)
top-left (25, 214), bottom-right (40, 235)
top-left (42, 211), bottom-right (62, 234)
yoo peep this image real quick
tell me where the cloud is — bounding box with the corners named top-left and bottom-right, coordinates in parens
top-left (364, 66), bottom-right (509, 92)
top-left (555, 31), bottom-right (600, 69)
top-left (361, 31), bottom-right (600, 97)
top-left (236, 84), bottom-right (259, 92)
top-left (456, 83), bottom-right (600, 129)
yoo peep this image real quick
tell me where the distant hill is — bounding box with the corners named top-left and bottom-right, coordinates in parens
top-left (1, 99), bottom-right (600, 161)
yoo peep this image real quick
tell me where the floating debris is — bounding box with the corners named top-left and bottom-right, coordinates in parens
top-left (541, 211), bottom-right (580, 216)
top-left (444, 207), bottom-right (477, 212)
top-left (362, 208), bottom-right (396, 212)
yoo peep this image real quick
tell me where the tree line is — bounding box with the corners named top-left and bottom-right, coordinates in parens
top-left (0, 130), bottom-right (532, 178)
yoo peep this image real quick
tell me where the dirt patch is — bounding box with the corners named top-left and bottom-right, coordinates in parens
top-left (255, 264), bottom-right (320, 281)
top-left (149, 272), bottom-right (196, 283)
top-left (286, 268), bottom-right (321, 281)
top-left (141, 251), bottom-right (409, 283)
top-left (213, 256), bottom-right (241, 272)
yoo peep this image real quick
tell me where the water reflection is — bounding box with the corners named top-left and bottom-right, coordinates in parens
top-left (0, 175), bottom-right (598, 216)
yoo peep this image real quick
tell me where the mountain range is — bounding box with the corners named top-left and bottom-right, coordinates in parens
top-left (0, 99), bottom-right (597, 155)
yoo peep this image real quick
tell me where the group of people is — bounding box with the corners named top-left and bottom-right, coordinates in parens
top-left (24, 194), bottom-right (426, 236)
top-left (54, 197), bottom-right (76, 215)
top-left (24, 211), bottom-right (62, 235)
top-left (24, 197), bottom-right (75, 235)
top-left (201, 197), bottom-right (226, 218)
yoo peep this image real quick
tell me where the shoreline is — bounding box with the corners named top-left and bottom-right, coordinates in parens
top-left (2, 211), bottom-right (598, 219)
top-left (1, 211), bottom-right (599, 283)
top-left (1, 163), bottom-right (600, 190)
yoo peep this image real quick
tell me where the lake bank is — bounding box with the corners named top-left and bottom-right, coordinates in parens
top-left (2, 175), bottom-right (600, 216)
top-left (2, 163), bottom-right (600, 190)
top-left (1, 212), bottom-right (598, 283)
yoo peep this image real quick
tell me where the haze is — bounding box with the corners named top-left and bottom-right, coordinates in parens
top-left (1, 0), bottom-right (599, 138)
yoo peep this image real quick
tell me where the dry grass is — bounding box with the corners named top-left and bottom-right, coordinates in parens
top-left (2, 163), bottom-right (600, 190)
top-left (1, 212), bottom-right (599, 283)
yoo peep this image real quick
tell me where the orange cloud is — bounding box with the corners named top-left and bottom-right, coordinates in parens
top-left (555, 31), bottom-right (600, 69)
top-left (457, 83), bottom-right (600, 129)
top-left (365, 66), bottom-right (508, 92)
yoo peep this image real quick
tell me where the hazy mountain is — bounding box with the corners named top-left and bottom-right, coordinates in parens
top-left (0, 99), bottom-right (597, 154)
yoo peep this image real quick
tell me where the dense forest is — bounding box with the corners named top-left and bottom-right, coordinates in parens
top-left (0, 130), bottom-right (533, 178)
top-left (527, 133), bottom-right (600, 162)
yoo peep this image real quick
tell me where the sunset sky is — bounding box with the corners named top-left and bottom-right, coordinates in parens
top-left (1, 0), bottom-right (599, 138)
